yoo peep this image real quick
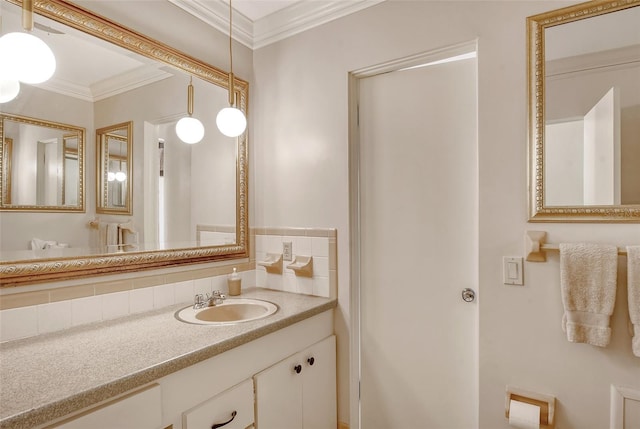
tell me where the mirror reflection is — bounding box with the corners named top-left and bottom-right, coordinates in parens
top-left (527, 0), bottom-right (640, 222)
top-left (97, 121), bottom-right (132, 215)
top-left (544, 6), bottom-right (640, 207)
top-left (0, 114), bottom-right (85, 211)
top-left (0, 0), bottom-right (249, 281)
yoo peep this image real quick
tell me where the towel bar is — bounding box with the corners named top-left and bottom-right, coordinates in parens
top-left (526, 230), bottom-right (628, 262)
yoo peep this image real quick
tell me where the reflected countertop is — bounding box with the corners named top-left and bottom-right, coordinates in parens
top-left (0, 288), bottom-right (336, 429)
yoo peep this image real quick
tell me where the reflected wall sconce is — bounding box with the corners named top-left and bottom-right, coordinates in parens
top-left (176, 76), bottom-right (205, 144)
top-left (216, 0), bottom-right (247, 138)
top-left (0, 0), bottom-right (56, 102)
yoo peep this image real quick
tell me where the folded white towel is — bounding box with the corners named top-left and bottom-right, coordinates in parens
top-left (96, 222), bottom-right (120, 252)
top-left (97, 223), bottom-right (107, 249)
top-left (106, 223), bottom-right (118, 246)
top-left (627, 246), bottom-right (640, 357)
top-left (560, 243), bottom-right (618, 347)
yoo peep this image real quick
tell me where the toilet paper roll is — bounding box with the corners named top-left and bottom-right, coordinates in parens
top-left (509, 399), bottom-right (540, 429)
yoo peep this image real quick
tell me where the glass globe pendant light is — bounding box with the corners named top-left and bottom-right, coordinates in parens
top-left (176, 76), bottom-right (205, 144)
top-left (0, 77), bottom-right (20, 103)
top-left (216, 0), bottom-right (247, 138)
top-left (0, 0), bottom-right (56, 86)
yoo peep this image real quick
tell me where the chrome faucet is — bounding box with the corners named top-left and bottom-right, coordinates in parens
top-left (209, 290), bottom-right (226, 306)
top-left (193, 290), bottom-right (226, 309)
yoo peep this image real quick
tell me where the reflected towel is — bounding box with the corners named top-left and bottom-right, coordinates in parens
top-left (560, 243), bottom-right (618, 347)
top-left (97, 222), bottom-right (120, 252)
top-left (30, 238), bottom-right (58, 250)
top-left (118, 221), bottom-right (138, 251)
top-left (627, 246), bottom-right (640, 357)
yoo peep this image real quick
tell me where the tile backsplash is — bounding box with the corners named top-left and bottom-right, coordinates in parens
top-left (254, 227), bottom-right (337, 298)
top-left (0, 227), bottom-right (337, 343)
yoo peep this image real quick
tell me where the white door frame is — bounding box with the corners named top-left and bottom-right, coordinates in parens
top-left (347, 39), bottom-right (478, 429)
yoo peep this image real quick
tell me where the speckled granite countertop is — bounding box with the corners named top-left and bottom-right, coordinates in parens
top-left (0, 288), bottom-right (336, 429)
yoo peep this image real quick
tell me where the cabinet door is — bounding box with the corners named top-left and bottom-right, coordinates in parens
top-left (183, 379), bottom-right (254, 429)
top-left (302, 335), bottom-right (336, 429)
top-left (254, 353), bottom-right (304, 429)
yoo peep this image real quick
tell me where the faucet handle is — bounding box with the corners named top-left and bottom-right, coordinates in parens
top-left (193, 294), bottom-right (205, 309)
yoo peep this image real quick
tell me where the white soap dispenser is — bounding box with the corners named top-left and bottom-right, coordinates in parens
top-left (227, 267), bottom-right (241, 296)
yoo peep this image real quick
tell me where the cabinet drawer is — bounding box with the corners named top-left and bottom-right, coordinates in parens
top-left (49, 384), bottom-right (161, 429)
top-left (183, 378), bottom-right (254, 429)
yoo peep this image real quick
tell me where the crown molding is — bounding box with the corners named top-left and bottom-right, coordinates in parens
top-left (35, 66), bottom-right (173, 103)
top-left (167, 0), bottom-right (254, 48)
top-left (167, 0), bottom-right (385, 50)
top-left (252, 0), bottom-right (384, 49)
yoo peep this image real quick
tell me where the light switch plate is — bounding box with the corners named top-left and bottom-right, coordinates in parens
top-left (283, 241), bottom-right (293, 261)
top-left (503, 256), bottom-right (524, 285)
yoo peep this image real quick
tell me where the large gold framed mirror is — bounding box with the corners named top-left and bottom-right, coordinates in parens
top-left (527, 0), bottom-right (640, 222)
top-left (0, 0), bottom-right (249, 286)
top-left (96, 121), bottom-right (133, 215)
top-left (0, 113), bottom-right (85, 212)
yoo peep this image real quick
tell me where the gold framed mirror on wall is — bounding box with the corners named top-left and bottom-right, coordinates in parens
top-left (0, 113), bottom-right (85, 212)
top-left (96, 121), bottom-right (133, 215)
top-left (527, 0), bottom-right (640, 222)
top-left (0, 0), bottom-right (249, 286)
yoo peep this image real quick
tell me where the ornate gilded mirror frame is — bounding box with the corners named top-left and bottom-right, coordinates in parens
top-left (527, 0), bottom-right (640, 222)
top-left (96, 121), bottom-right (133, 216)
top-left (0, 0), bottom-right (249, 286)
top-left (0, 113), bottom-right (86, 212)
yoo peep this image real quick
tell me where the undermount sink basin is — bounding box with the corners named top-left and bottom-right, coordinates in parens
top-left (176, 298), bottom-right (278, 325)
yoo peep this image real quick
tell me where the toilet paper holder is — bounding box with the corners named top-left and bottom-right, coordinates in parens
top-left (505, 386), bottom-right (556, 429)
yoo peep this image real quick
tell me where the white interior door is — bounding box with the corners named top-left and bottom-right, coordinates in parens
top-left (356, 50), bottom-right (478, 429)
top-left (583, 86), bottom-right (621, 205)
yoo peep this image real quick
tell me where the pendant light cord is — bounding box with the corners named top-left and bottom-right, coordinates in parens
top-left (23, 0), bottom-right (34, 30)
top-left (229, 0), bottom-right (233, 75)
top-left (227, 0), bottom-right (235, 106)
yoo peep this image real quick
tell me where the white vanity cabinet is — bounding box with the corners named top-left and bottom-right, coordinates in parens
top-left (183, 379), bottom-right (254, 429)
top-left (254, 335), bottom-right (336, 429)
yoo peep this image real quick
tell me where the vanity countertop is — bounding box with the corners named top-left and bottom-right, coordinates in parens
top-left (0, 288), bottom-right (336, 429)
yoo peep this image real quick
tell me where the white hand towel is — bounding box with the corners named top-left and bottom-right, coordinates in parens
top-left (30, 238), bottom-right (47, 250)
top-left (560, 243), bottom-right (618, 347)
top-left (627, 246), bottom-right (640, 357)
top-left (97, 223), bottom-right (107, 249)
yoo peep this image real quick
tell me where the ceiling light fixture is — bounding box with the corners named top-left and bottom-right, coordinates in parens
top-left (216, 0), bottom-right (247, 138)
top-left (176, 76), bottom-right (205, 144)
top-left (0, 0), bottom-right (56, 87)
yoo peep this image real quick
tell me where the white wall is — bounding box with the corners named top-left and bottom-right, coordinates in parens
top-left (252, 1), bottom-right (640, 428)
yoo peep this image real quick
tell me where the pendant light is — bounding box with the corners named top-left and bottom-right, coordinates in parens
top-left (176, 76), bottom-right (205, 144)
top-left (0, 78), bottom-right (20, 103)
top-left (0, 14), bottom-right (20, 103)
top-left (216, 0), bottom-right (247, 138)
top-left (0, 0), bottom-right (56, 86)
top-left (107, 139), bottom-right (127, 182)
